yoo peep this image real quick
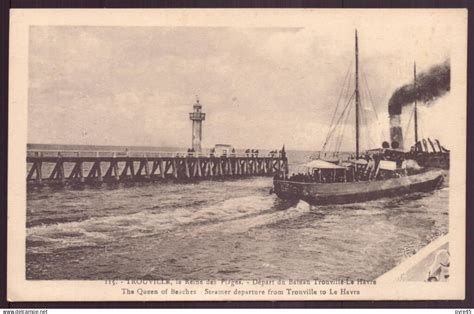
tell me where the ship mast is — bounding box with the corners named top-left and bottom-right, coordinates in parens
top-left (355, 30), bottom-right (360, 158)
top-left (414, 62), bottom-right (418, 145)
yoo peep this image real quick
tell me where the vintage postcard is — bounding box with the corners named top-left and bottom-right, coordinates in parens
top-left (8, 9), bottom-right (467, 301)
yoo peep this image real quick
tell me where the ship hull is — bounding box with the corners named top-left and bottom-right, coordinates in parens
top-left (407, 152), bottom-right (450, 170)
top-left (273, 170), bottom-right (445, 205)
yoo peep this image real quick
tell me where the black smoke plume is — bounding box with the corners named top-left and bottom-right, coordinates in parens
top-left (388, 60), bottom-right (450, 115)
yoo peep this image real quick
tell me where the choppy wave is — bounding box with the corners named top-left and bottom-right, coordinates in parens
top-left (26, 175), bottom-right (449, 280)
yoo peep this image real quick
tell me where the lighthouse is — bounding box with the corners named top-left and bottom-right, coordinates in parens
top-left (189, 98), bottom-right (206, 152)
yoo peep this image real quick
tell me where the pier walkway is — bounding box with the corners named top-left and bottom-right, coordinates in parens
top-left (27, 150), bottom-right (289, 186)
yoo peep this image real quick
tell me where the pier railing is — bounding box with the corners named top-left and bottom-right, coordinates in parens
top-left (26, 150), bottom-right (284, 159)
top-left (26, 150), bottom-right (289, 186)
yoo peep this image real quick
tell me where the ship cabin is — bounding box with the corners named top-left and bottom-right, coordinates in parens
top-left (285, 157), bottom-right (404, 184)
top-left (289, 160), bottom-right (348, 183)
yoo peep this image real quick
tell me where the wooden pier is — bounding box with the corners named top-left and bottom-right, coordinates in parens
top-left (27, 150), bottom-right (289, 187)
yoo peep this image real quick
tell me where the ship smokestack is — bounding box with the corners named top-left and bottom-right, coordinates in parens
top-left (389, 114), bottom-right (403, 150)
top-left (387, 60), bottom-right (450, 151)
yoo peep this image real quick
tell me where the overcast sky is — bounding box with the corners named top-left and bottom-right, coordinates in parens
top-left (28, 20), bottom-right (453, 151)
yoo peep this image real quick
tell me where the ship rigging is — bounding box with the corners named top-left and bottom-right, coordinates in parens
top-left (319, 30), bottom-right (385, 161)
top-left (271, 30), bottom-right (445, 205)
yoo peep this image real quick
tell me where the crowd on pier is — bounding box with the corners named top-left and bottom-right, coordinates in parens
top-left (244, 149), bottom-right (285, 158)
top-left (183, 147), bottom-right (286, 158)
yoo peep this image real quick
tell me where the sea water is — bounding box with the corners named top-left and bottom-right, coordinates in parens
top-left (25, 150), bottom-right (448, 280)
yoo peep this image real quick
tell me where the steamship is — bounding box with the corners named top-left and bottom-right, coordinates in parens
top-left (272, 30), bottom-right (445, 205)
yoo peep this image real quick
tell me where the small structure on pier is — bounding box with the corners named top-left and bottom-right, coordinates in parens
top-left (213, 144), bottom-right (234, 157)
top-left (189, 98), bottom-right (206, 152)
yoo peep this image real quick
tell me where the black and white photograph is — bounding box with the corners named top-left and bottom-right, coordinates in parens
top-left (7, 9), bottom-right (467, 301)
